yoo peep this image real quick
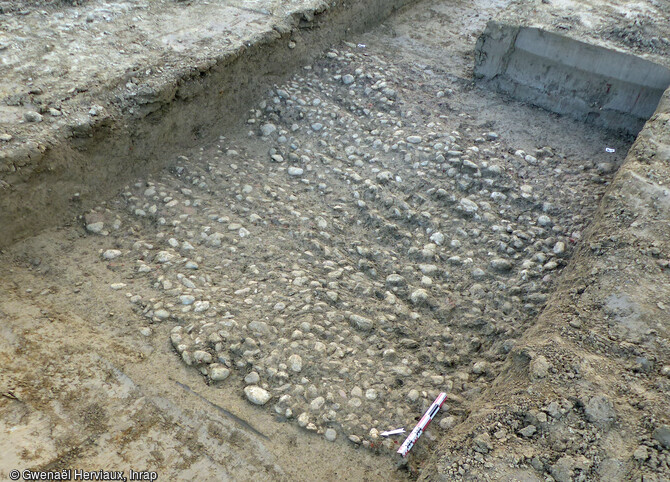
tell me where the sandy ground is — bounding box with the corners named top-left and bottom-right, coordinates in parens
top-left (1, 0), bottom-right (668, 481)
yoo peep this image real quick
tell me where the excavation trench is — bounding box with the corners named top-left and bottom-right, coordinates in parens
top-left (1, 0), bottom-right (667, 481)
top-left (0, 0), bottom-right (419, 249)
top-left (475, 22), bottom-right (670, 135)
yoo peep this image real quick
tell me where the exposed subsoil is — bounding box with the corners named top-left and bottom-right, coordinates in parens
top-left (2, 0), bottom-right (667, 481)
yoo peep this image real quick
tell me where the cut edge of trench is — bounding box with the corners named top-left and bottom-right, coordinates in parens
top-left (0, 0), bottom-right (421, 250)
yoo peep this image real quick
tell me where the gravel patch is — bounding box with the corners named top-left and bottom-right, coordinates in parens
top-left (88, 40), bottom-right (625, 453)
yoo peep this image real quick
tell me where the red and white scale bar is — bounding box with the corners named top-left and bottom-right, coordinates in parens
top-left (397, 392), bottom-right (447, 457)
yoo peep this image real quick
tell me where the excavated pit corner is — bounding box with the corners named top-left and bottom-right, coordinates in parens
top-left (425, 82), bottom-right (670, 482)
top-left (0, 0), bottom-right (418, 250)
top-left (421, 19), bottom-right (670, 481)
top-left (474, 21), bottom-right (670, 135)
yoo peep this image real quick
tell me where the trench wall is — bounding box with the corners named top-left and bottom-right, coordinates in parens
top-left (0, 0), bottom-right (417, 249)
top-left (474, 21), bottom-right (670, 134)
top-left (425, 80), bottom-right (670, 481)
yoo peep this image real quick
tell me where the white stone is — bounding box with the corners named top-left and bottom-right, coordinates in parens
top-left (103, 249), bottom-right (122, 260)
top-left (530, 355), bottom-right (550, 379)
top-left (260, 123), bottom-right (277, 136)
top-left (430, 232), bottom-right (444, 245)
top-left (86, 222), bottom-right (104, 234)
top-left (472, 361), bottom-right (488, 374)
top-left (553, 241), bottom-right (566, 255)
top-left (410, 289), bottom-right (429, 304)
top-left (543, 260), bottom-right (559, 271)
top-left (210, 366), bottom-right (230, 381)
top-left (193, 350), bottom-right (212, 364)
top-left (179, 295), bottom-right (195, 305)
top-left (24, 111), bottom-right (43, 123)
top-left (154, 309), bottom-right (170, 320)
top-left (315, 217), bottom-right (328, 229)
top-left (297, 412), bottom-right (309, 427)
top-left (376, 171), bottom-right (393, 182)
top-left (490, 258), bottom-right (513, 272)
top-left (244, 386), bottom-right (271, 406)
top-left (309, 397), bottom-right (324, 413)
top-left (460, 198), bottom-right (479, 213)
top-left (288, 354), bottom-right (303, 372)
top-left (325, 428), bottom-right (337, 442)
top-left (155, 251), bottom-right (174, 263)
top-left (244, 372), bottom-right (260, 384)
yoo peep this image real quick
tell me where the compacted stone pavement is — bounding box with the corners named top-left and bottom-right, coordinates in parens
top-left (81, 38), bottom-right (627, 456)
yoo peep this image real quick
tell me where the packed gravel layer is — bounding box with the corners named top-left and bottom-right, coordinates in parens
top-left (426, 95), bottom-right (670, 481)
top-left (80, 38), bottom-right (628, 456)
top-left (0, 0), bottom-right (417, 248)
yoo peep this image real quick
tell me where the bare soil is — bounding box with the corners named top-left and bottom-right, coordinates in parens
top-left (1, 1), bottom-right (668, 481)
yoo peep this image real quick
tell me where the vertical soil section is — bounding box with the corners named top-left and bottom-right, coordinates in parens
top-left (0, 0), bottom-right (416, 249)
top-left (475, 22), bottom-right (670, 134)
